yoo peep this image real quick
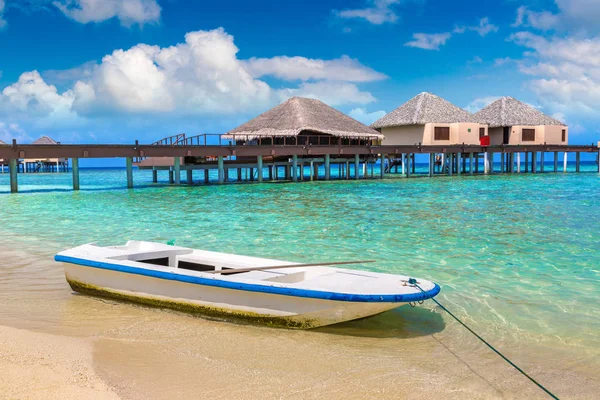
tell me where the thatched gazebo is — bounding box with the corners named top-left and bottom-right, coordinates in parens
top-left (223, 97), bottom-right (383, 146)
top-left (473, 97), bottom-right (567, 145)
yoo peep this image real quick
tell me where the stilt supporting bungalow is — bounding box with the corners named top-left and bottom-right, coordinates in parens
top-left (9, 159), bottom-right (17, 193)
top-left (152, 168), bottom-right (158, 183)
top-left (354, 154), bottom-right (360, 180)
top-left (554, 152), bottom-right (558, 172)
top-left (532, 152), bottom-right (537, 174)
top-left (292, 155), bottom-right (298, 182)
top-left (126, 157), bottom-right (133, 189)
top-left (517, 153), bottom-right (521, 173)
top-left (72, 158), bottom-right (80, 190)
top-left (187, 170), bottom-right (193, 184)
top-left (457, 153), bottom-right (462, 175)
top-left (174, 157), bottom-right (181, 185)
top-left (217, 156), bottom-right (224, 183)
top-left (540, 152), bottom-right (545, 173)
top-left (576, 152), bottom-right (581, 172)
top-left (257, 156), bottom-right (263, 183)
top-left (380, 154), bottom-right (385, 178)
top-left (324, 154), bottom-right (330, 180)
top-left (563, 152), bottom-right (568, 172)
top-left (484, 152), bottom-right (490, 174)
top-left (169, 168), bottom-right (174, 184)
top-left (429, 153), bottom-right (434, 177)
top-left (469, 153), bottom-right (474, 175)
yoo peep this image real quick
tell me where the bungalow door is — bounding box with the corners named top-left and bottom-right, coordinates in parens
top-left (503, 127), bottom-right (510, 144)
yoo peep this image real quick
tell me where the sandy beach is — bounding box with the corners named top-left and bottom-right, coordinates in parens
top-left (0, 325), bottom-right (120, 400)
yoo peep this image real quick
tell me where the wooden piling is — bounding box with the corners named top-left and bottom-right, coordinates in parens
top-left (204, 169), bottom-right (209, 183)
top-left (516, 153), bottom-right (521, 173)
top-left (126, 157), bottom-right (134, 188)
top-left (257, 156), bottom-right (263, 183)
top-left (484, 152), bottom-right (490, 174)
top-left (217, 156), bottom-right (224, 183)
top-left (72, 158), bottom-right (80, 190)
top-left (532, 152), bottom-right (537, 174)
top-left (576, 152), bottom-right (580, 172)
top-left (292, 155), bottom-right (298, 182)
top-left (380, 154), bottom-right (385, 178)
top-left (237, 168), bottom-right (242, 182)
top-left (9, 159), bottom-right (18, 193)
top-left (429, 153), bottom-right (434, 177)
top-left (563, 152), bottom-right (568, 172)
top-left (187, 169), bottom-right (193, 184)
top-left (354, 154), bottom-right (360, 180)
top-left (540, 152), bottom-right (545, 173)
top-left (152, 168), bottom-right (158, 183)
top-left (324, 154), bottom-right (330, 180)
top-left (457, 153), bottom-right (462, 175)
top-left (174, 157), bottom-right (181, 185)
top-left (554, 151), bottom-right (558, 172)
top-left (411, 154), bottom-right (416, 175)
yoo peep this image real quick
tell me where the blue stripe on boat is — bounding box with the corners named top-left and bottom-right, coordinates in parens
top-left (55, 255), bottom-right (441, 303)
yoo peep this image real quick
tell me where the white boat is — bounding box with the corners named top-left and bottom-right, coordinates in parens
top-left (55, 241), bottom-right (440, 328)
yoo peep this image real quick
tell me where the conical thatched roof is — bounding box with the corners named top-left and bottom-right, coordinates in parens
top-left (371, 92), bottom-right (473, 129)
top-left (473, 97), bottom-right (564, 127)
top-left (32, 136), bottom-right (59, 145)
top-left (224, 97), bottom-right (383, 139)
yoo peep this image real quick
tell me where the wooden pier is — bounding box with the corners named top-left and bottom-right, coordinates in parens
top-left (0, 137), bottom-right (599, 193)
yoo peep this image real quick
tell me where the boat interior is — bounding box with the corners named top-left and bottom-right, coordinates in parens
top-left (105, 241), bottom-right (331, 284)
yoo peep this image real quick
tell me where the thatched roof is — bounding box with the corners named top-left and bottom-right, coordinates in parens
top-left (371, 92), bottom-right (473, 128)
top-left (473, 97), bottom-right (565, 127)
top-left (32, 136), bottom-right (59, 145)
top-left (224, 97), bottom-right (383, 139)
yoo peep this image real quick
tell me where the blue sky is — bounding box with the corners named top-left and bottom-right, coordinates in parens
top-left (1, 0), bottom-right (599, 152)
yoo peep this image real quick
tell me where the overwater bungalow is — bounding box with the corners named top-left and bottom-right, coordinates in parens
top-left (371, 92), bottom-right (486, 146)
top-left (473, 97), bottom-right (567, 145)
top-left (223, 97), bottom-right (383, 149)
top-left (23, 136), bottom-right (69, 172)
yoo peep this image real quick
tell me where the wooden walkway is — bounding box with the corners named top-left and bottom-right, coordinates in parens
top-left (1, 137), bottom-right (599, 192)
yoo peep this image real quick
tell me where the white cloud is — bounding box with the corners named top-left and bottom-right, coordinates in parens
top-left (469, 17), bottom-right (498, 37)
top-left (0, 28), bottom-right (381, 130)
top-left (281, 82), bottom-right (376, 106)
top-left (243, 55), bottom-right (387, 82)
top-left (510, 31), bottom-right (600, 117)
top-left (348, 108), bottom-right (386, 125)
top-left (555, 0), bottom-right (600, 31)
top-left (0, 121), bottom-right (29, 143)
top-left (494, 57), bottom-right (514, 67)
top-left (0, 0), bottom-right (6, 29)
top-left (406, 17), bottom-right (496, 52)
top-left (405, 32), bottom-right (451, 50)
top-left (454, 17), bottom-right (498, 37)
top-left (335, 0), bottom-right (401, 25)
top-left (0, 70), bottom-right (82, 126)
top-left (512, 6), bottom-right (559, 31)
top-left (464, 96), bottom-right (500, 113)
top-left (469, 56), bottom-right (483, 64)
top-left (53, 0), bottom-right (161, 26)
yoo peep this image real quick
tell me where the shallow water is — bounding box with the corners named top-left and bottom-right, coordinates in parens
top-left (0, 165), bottom-right (598, 398)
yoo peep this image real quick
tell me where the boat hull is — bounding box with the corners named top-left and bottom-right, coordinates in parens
top-left (64, 264), bottom-right (405, 329)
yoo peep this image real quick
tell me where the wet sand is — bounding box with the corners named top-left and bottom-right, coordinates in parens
top-left (0, 244), bottom-right (598, 399)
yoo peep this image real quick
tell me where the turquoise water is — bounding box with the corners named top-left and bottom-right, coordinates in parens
top-left (0, 166), bottom-right (599, 364)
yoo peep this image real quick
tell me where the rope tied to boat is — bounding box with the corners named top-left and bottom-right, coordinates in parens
top-left (410, 280), bottom-right (560, 400)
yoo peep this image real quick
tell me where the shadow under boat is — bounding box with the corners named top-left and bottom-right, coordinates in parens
top-left (314, 305), bottom-right (446, 339)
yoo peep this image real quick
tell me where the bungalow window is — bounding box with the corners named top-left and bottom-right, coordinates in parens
top-left (522, 128), bottom-right (535, 142)
top-left (562, 129), bottom-right (566, 142)
top-left (479, 127), bottom-right (485, 138)
top-left (434, 126), bottom-right (450, 141)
